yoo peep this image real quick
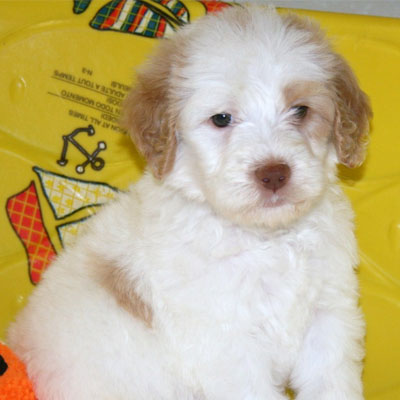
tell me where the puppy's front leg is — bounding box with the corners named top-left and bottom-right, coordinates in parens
top-left (196, 350), bottom-right (289, 400)
top-left (291, 308), bottom-right (365, 400)
top-left (201, 373), bottom-right (289, 400)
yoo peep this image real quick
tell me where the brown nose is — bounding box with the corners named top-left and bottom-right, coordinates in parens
top-left (255, 163), bottom-right (291, 192)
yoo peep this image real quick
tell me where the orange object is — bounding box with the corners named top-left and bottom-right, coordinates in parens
top-left (0, 343), bottom-right (36, 400)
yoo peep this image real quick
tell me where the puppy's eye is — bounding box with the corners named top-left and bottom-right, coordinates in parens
top-left (291, 105), bottom-right (308, 119)
top-left (211, 113), bottom-right (232, 128)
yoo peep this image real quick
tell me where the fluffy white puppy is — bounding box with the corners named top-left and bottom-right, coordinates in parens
top-left (8, 5), bottom-right (371, 400)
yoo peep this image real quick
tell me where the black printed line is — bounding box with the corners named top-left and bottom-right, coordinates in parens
top-left (47, 92), bottom-right (120, 119)
top-left (51, 76), bottom-right (124, 102)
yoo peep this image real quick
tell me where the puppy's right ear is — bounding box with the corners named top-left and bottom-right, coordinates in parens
top-left (122, 41), bottom-right (180, 180)
top-left (331, 54), bottom-right (372, 168)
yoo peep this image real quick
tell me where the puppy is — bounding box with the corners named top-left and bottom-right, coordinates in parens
top-left (8, 5), bottom-right (371, 399)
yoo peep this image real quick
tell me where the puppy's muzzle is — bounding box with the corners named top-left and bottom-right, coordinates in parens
top-left (255, 163), bottom-right (291, 192)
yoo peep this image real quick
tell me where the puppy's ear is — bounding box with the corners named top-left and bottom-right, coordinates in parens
top-left (122, 41), bottom-right (179, 179)
top-left (331, 55), bottom-right (372, 168)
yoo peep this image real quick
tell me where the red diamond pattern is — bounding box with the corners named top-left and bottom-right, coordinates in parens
top-left (6, 182), bottom-right (57, 284)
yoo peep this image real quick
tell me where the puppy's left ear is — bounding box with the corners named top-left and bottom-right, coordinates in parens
top-left (122, 40), bottom-right (180, 179)
top-left (332, 54), bottom-right (372, 168)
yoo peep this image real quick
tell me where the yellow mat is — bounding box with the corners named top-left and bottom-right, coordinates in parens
top-left (0, 1), bottom-right (399, 398)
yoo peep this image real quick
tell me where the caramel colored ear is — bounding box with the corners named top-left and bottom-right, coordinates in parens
top-left (122, 41), bottom-right (179, 179)
top-left (332, 55), bottom-right (372, 168)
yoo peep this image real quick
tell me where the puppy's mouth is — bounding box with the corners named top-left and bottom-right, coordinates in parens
top-left (260, 193), bottom-right (287, 208)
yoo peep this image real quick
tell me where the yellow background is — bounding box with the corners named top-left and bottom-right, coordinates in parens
top-left (0, 1), bottom-right (399, 398)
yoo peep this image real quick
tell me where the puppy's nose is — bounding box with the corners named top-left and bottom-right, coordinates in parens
top-left (255, 163), bottom-right (291, 192)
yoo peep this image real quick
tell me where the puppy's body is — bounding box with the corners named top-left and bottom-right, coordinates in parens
top-left (8, 6), bottom-right (370, 400)
top-left (9, 178), bottom-right (362, 399)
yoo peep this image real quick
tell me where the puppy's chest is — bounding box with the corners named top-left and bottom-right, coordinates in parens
top-left (229, 243), bottom-right (318, 335)
top-left (163, 231), bottom-right (321, 338)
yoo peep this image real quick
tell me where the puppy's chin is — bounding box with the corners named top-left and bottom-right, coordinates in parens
top-left (259, 193), bottom-right (288, 209)
top-left (215, 198), bottom-right (316, 231)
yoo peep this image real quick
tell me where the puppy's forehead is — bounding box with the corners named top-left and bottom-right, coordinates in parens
top-left (179, 7), bottom-right (333, 90)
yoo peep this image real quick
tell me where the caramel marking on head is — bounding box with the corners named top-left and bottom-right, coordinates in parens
top-left (284, 81), bottom-right (336, 141)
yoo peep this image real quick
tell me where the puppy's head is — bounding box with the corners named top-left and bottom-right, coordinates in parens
top-left (122, 6), bottom-right (371, 229)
